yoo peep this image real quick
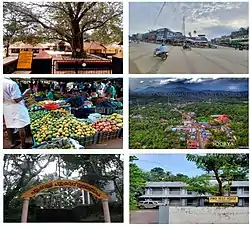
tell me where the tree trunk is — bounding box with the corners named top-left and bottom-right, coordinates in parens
top-left (6, 42), bottom-right (10, 57)
top-left (214, 171), bottom-right (223, 195)
top-left (71, 21), bottom-right (86, 58)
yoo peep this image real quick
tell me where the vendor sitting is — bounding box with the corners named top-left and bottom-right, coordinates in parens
top-left (46, 89), bottom-right (54, 100)
top-left (66, 93), bottom-right (94, 118)
top-left (104, 82), bottom-right (116, 99)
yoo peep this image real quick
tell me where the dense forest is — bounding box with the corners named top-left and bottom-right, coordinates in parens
top-left (129, 95), bottom-right (248, 149)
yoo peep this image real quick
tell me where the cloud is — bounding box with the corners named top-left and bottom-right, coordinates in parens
top-left (129, 2), bottom-right (249, 39)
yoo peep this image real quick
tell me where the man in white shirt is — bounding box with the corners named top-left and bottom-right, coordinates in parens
top-left (3, 77), bottom-right (31, 149)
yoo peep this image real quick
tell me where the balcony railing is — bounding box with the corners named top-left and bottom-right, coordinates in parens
top-left (169, 191), bottom-right (181, 195)
top-left (151, 191), bottom-right (165, 196)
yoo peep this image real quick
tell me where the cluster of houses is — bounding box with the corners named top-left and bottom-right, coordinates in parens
top-left (4, 41), bottom-right (123, 58)
top-left (171, 112), bottom-right (235, 149)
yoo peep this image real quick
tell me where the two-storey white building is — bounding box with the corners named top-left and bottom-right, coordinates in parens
top-left (139, 181), bottom-right (249, 207)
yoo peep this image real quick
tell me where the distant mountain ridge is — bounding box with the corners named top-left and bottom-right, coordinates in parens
top-left (132, 86), bottom-right (248, 94)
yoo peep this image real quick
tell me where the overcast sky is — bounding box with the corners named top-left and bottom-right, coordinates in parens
top-left (129, 78), bottom-right (249, 91)
top-left (129, 2), bottom-right (249, 39)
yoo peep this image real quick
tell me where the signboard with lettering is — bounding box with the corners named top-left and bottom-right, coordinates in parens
top-left (209, 196), bottom-right (238, 203)
top-left (21, 180), bottom-right (109, 199)
top-left (17, 51), bottom-right (33, 69)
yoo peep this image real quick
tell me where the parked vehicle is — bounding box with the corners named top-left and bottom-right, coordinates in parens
top-left (138, 201), bottom-right (160, 209)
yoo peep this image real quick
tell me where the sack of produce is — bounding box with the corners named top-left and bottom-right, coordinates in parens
top-left (88, 113), bottom-right (102, 123)
top-left (32, 137), bottom-right (84, 149)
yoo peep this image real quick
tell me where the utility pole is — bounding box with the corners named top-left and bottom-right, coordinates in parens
top-left (182, 16), bottom-right (186, 37)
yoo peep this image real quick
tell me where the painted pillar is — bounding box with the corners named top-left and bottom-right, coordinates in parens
top-left (81, 190), bottom-right (85, 204)
top-left (181, 198), bottom-right (187, 206)
top-left (199, 198), bottom-right (205, 206)
top-left (87, 191), bottom-right (91, 204)
top-left (102, 198), bottom-right (111, 223)
top-left (21, 198), bottom-right (30, 223)
top-left (237, 187), bottom-right (242, 196)
top-left (238, 198), bottom-right (243, 207)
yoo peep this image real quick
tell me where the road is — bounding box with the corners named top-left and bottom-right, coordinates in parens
top-left (197, 128), bottom-right (205, 149)
top-left (130, 210), bottom-right (158, 224)
top-left (129, 42), bottom-right (249, 74)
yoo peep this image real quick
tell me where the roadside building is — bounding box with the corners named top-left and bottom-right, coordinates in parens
top-left (139, 181), bottom-right (249, 207)
top-left (187, 140), bottom-right (199, 149)
top-left (148, 31), bottom-right (157, 42)
top-left (84, 41), bottom-right (107, 55)
top-left (216, 114), bottom-right (230, 123)
top-left (9, 42), bottom-right (49, 54)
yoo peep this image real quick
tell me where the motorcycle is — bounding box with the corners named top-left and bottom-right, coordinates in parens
top-left (153, 48), bottom-right (168, 60)
top-left (183, 45), bottom-right (191, 50)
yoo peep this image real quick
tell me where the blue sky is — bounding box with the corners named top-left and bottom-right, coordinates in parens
top-left (134, 154), bottom-right (205, 177)
top-left (129, 2), bottom-right (249, 39)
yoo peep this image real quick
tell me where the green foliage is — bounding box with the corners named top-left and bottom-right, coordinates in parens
top-left (185, 175), bottom-right (217, 196)
top-left (90, 16), bottom-right (123, 44)
top-left (186, 154), bottom-right (249, 195)
top-left (4, 154), bottom-right (123, 222)
top-left (4, 2), bottom-right (123, 58)
top-left (129, 96), bottom-right (248, 149)
top-left (129, 156), bottom-right (147, 209)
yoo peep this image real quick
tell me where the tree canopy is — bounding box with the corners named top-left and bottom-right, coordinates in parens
top-left (4, 2), bottom-right (123, 58)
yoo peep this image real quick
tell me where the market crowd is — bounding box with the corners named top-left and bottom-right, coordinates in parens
top-left (3, 77), bottom-right (123, 149)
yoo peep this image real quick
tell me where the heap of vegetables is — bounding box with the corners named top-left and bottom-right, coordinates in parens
top-left (91, 119), bottom-right (119, 133)
top-left (30, 109), bottom-right (96, 144)
top-left (102, 113), bottom-right (123, 128)
top-left (28, 103), bottom-right (44, 112)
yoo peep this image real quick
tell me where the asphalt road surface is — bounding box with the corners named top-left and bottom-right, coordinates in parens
top-left (129, 42), bottom-right (249, 74)
top-left (130, 210), bottom-right (158, 224)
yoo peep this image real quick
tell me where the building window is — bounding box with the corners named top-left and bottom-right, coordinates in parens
top-left (187, 190), bottom-right (192, 195)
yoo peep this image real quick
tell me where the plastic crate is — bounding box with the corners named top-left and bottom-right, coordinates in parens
top-left (95, 107), bottom-right (116, 115)
top-left (118, 128), bottom-right (123, 138)
top-left (97, 129), bottom-right (119, 143)
top-left (73, 133), bottom-right (98, 147)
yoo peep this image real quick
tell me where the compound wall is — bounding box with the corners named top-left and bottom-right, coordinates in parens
top-left (169, 207), bottom-right (249, 224)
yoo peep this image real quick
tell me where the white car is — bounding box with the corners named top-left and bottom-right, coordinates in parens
top-left (138, 201), bottom-right (160, 209)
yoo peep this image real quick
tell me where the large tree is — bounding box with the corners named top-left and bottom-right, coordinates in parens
top-left (4, 2), bottom-right (123, 58)
top-left (129, 156), bottom-right (147, 209)
top-left (184, 175), bottom-right (217, 205)
top-left (3, 154), bottom-right (55, 216)
top-left (186, 154), bottom-right (249, 196)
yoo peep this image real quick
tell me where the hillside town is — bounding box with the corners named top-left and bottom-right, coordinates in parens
top-left (170, 112), bottom-right (236, 149)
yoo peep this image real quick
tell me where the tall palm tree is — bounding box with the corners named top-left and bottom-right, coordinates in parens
top-left (193, 30), bottom-right (197, 36)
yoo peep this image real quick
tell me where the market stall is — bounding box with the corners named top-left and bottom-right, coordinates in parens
top-left (26, 96), bottom-right (123, 149)
top-left (18, 78), bottom-right (123, 149)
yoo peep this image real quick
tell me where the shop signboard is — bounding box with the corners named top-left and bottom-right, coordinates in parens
top-left (208, 196), bottom-right (238, 203)
top-left (17, 51), bottom-right (33, 69)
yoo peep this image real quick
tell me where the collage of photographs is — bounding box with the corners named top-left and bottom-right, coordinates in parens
top-left (1, 0), bottom-right (249, 226)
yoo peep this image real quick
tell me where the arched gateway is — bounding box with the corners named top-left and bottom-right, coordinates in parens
top-left (20, 180), bottom-right (111, 223)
